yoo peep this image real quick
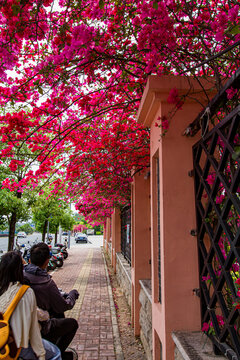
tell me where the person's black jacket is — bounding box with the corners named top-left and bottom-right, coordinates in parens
top-left (23, 263), bottom-right (79, 316)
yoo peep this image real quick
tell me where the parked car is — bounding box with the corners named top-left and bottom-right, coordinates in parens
top-left (0, 230), bottom-right (9, 237)
top-left (75, 233), bottom-right (88, 243)
top-left (62, 231), bottom-right (68, 236)
top-left (17, 231), bottom-right (27, 238)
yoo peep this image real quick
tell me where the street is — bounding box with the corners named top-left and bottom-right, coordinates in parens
top-left (0, 233), bottom-right (103, 253)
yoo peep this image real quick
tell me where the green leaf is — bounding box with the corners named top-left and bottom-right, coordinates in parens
top-left (232, 146), bottom-right (240, 161)
top-left (230, 25), bottom-right (240, 35)
top-left (131, 43), bottom-right (137, 52)
top-left (128, 85), bottom-right (134, 92)
top-left (12, 5), bottom-right (20, 16)
top-left (99, 0), bottom-right (104, 9)
top-left (209, 327), bottom-right (215, 335)
top-left (153, 2), bottom-right (158, 9)
top-left (38, 87), bottom-right (43, 95)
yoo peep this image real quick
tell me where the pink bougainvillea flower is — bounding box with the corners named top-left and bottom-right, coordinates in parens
top-left (226, 87), bottom-right (238, 100)
top-left (167, 87), bottom-right (183, 109)
top-left (228, 5), bottom-right (239, 22)
top-left (161, 117), bottom-right (169, 130)
top-left (202, 322), bottom-right (209, 332)
top-left (206, 173), bottom-right (215, 185)
top-left (232, 263), bottom-right (239, 272)
top-left (235, 278), bottom-right (240, 286)
top-left (202, 275), bottom-right (210, 281)
top-left (0, 0), bottom-right (239, 226)
top-left (216, 194), bottom-right (225, 204)
top-left (216, 315), bottom-right (224, 327)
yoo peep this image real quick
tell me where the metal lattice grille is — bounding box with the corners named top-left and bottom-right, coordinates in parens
top-left (121, 206), bottom-right (131, 265)
top-left (193, 108), bottom-right (240, 358)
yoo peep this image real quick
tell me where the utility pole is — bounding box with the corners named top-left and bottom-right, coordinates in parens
top-left (67, 230), bottom-right (71, 249)
top-left (59, 225), bottom-right (62, 244)
top-left (47, 220), bottom-right (49, 242)
top-left (68, 202), bottom-right (71, 249)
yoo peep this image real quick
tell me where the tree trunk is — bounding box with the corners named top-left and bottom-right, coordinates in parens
top-left (42, 220), bottom-right (48, 242)
top-left (8, 191), bottom-right (22, 251)
top-left (8, 211), bottom-right (17, 251)
top-left (55, 228), bottom-right (58, 244)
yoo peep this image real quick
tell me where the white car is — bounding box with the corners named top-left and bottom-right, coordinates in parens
top-left (17, 231), bottom-right (27, 238)
top-left (75, 233), bottom-right (88, 243)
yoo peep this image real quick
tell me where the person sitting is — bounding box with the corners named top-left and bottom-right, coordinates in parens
top-left (23, 243), bottom-right (79, 360)
top-left (0, 251), bottom-right (61, 360)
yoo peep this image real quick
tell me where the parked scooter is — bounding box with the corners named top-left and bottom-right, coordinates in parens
top-left (51, 253), bottom-right (64, 267)
top-left (55, 243), bottom-right (68, 259)
top-left (47, 256), bottom-right (57, 271)
top-left (48, 245), bottom-right (64, 268)
top-left (15, 241), bottom-right (31, 263)
top-left (51, 244), bottom-right (67, 260)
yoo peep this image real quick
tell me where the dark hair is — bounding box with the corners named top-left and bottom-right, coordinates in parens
top-left (30, 242), bottom-right (50, 267)
top-left (0, 251), bottom-right (24, 296)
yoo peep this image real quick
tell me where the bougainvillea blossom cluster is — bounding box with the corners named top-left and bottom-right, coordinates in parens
top-left (0, 0), bottom-right (239, 222)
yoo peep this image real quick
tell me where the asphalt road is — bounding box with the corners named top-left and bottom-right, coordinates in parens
top-left (0, 233), bottom-right (103, 253)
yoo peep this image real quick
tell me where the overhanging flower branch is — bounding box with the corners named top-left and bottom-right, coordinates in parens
top-left (0, 0), bottom-right (240, 227)
top-left (154, 86), bottom-right (187, 136)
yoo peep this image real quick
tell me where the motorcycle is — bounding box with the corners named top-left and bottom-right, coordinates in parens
top-left (51, 253), bottom-right (64, 267)
top-left (48, 244), bottom-right (64, 267)
top-left (55, 243), bottom-right (68, 259)
top-left (15, 242), bottom-right (31, 263)
top-left (47, 256), bottom-right (57, 271)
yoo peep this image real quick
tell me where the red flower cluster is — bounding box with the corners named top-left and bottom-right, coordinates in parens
top-left (0, 0), bottom-right (239, 222)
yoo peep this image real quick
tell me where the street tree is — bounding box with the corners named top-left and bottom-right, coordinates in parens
top-left (32, 191), bottom-right (75, 242)
top-left (0, 149), bottom-right (37, 249)
top-left (49, 209), bottom-right (75, 243)
top-left (16, 223), bottom-right (34, 235)
top-left (0, 188), bottom-right (30, 250)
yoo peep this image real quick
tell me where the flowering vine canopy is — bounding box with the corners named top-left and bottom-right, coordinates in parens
top-left (0, 0), bottom-right (239, 223)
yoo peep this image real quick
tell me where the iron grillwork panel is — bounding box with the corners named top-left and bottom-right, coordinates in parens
top-left (121, 206), bottom-right (131, 265)
top-left (193, 108), bottom-right (240, 358)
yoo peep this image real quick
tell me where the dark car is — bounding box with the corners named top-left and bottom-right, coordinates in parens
top-left (75, 233), bottom-right (88, 243)
top-left (62, 231), bottom-right (68, 236)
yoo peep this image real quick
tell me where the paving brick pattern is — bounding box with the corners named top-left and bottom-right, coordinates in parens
top-left (51, 247), bottom-right (118, 360)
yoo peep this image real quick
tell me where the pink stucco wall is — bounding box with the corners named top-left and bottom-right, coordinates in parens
top-left (131, 170), bottom-right (151, 335)
top-left (111, 208), bottom-right (121, 272)
top-left (104, 217), bottom-right (111, 253)
top-left (137, 75), bottom-right (214, 360)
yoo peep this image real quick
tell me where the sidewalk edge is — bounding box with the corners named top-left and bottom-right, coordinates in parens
top-left (102, 248), bottom-right (124, 360)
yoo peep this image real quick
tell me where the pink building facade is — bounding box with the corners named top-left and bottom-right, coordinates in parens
top-left (104, 75), bottom-right (217, 359)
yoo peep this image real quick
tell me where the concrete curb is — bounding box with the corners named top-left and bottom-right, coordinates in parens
top-left (102, 249), bottom-right (124, 360)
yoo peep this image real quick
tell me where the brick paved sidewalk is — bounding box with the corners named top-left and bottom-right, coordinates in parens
top-left (51, 247), bottom-right (123, 360)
